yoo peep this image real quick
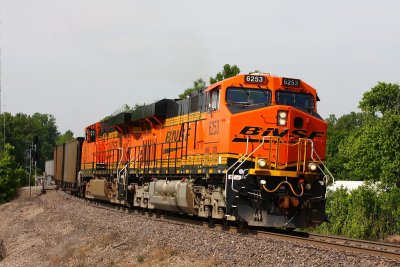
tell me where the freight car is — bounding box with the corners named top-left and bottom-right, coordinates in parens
top-left (53, 138), bottom-right (84, 191)
top-left (54, 73), bottom-right (329, 229)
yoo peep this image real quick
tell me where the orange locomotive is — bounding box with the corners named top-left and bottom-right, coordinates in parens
top-left (57, 73), bottom-right (328, 228)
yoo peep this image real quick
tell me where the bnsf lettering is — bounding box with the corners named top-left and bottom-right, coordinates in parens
top-left (165, 130), bottom-right (180, 142)
top-left (238, 126), bottom-right (324, 139)
top-left (239, 126), bottom-right (262, 135)
top-left (165, 126), bottom-right (191, 143)
top-left (209, 120), bottom-right (219, 136)
top-left (291, 129), bottom-right (307, 138)
top-left (307, 131), bottom-right (324, 139)
top-left (261, 128), bottom-right (288, 138)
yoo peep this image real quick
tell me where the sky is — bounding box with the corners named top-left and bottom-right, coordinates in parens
top-left (0, 0), bottom-right (399, 135)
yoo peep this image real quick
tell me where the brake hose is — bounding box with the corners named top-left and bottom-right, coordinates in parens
top-left (262, 181), bottom-right (304, 197)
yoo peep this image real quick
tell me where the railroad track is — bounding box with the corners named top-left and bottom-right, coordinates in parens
top-left (64, 191), bottom-right (400, 261)
top-left (307, 233), bottom-right (400, 260)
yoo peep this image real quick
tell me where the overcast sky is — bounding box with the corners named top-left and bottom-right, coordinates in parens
top-left (0, 0), bottom-right (399, 135)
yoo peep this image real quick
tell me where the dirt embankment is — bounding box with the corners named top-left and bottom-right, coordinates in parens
top-left (0, 187), bottom-right (398, 267)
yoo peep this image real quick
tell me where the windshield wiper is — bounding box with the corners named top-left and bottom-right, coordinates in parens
top-left (227, 101), bottom-right (252, 106)
top-left (227, 101), bottom-right (268, 108)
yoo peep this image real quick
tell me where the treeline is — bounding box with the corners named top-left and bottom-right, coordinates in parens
top-left (0, 112), bottom-right (74, 203)
top-left (316, 82), bottom-right (400, 239)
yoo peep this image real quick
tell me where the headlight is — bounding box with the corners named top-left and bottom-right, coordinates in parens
top-left (308, 162), bottom-right (318, 171)
top-left (260, 179), bottom-right (266, 185)
top-left (277, 111), bottom-right (288, 126)
top-left (257, 158), bottom-right (267, 168)
top-left (278, 111), bottom-right (287, 119)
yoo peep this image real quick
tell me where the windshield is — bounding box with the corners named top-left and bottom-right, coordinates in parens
top-left (226, 88), bottom-right (271, 106)
top-left (276, 91), bottom-right (314, 111)
top-left (226, 87), bottom-right (272, 114)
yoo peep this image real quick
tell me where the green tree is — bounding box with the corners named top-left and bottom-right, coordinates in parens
top-left (316, 185), bottom-right (400, 239)
top-left (326, 83), bottom-right (400, 184)
top-left (318, 82), bottom-right (400, 240)
top-left (325, 112), bottom-right (367, 179)
top-left (0, 112), bottom-right (58, 174)
top-left (56, 130), bottom-right (74, 145)
top-left (209, 64), bottom-right (241, 84)
top-left (336, 113), bottom-right (400, 184)
top-left (133, 103), bottom-right (146, 110)
top-left (179, 78), bottom-right (206, 99)
top-left (102, 103), bottom-right (146, 121)
top-left (359, 82), bottom-right (400, 115)
top-left (317, 188), bottom-right (351, 235)
top-left (178, 64), bottom-right (241, 99)
top-left (0, 144), bottom-right (26, 203)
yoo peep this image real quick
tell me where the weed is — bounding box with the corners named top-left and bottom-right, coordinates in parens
top-left (49, 255), bottom-right (61, 266)
top-left (137, 254), bottom-right (144, 263)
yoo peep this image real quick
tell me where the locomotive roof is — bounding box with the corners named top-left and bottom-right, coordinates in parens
top-left (89, 73), bottom-right (319, 131)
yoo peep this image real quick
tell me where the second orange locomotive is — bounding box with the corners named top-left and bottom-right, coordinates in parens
top-left (55, 73), bottom-right (328, 228)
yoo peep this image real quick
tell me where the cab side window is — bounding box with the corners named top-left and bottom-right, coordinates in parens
top-left (86, 129), bottom-right (96, 143)
top-left (210, 89), bottom-right (220, 111)
top-left (90, 129), bottom-right (96, 142)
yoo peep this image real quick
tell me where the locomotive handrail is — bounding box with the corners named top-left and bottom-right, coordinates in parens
top-left (308, 139), bottom-right (335, 194)
top-left (116, 148), bottom-right (125, 189)
top-left (230, 136), bottom-right (268, 194)
top-left (296, 138), bottom-right (308, 172)
top-left (224, 136), bottom-right (249, 197)
top-left (117, 148), bottom-right (140, 190)
top-left (117, 149), bottom-right (142, 191)
top-left (265, 137), bottom-right (308, 172)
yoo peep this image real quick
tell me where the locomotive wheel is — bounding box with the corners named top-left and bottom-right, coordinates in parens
top-left (237, 220), bottom-right (247, 229)
top-left (208, 217), bottom-right (215, 227)
top-left (155, 209), bottom-right (162, 218)
top-left (222, 218), bottom-right (229, 228)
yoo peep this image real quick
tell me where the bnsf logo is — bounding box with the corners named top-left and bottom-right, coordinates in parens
top-left (238, 126), bottom-right (324, 139)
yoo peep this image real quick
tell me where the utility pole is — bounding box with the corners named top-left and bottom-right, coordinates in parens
top-left (0, 21), bottom-right (5, 152)
top-left (0, 21), bottom-right (2, 118)
top-left (0, 21), bottom-right (2, 151)
top-left (26, 136), bottom-right (38, 197)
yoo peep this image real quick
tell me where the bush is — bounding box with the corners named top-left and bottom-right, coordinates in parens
top-left (0, 144), bottom-right (26, 203)
top-left (315, 185), bottom-right (400, 240)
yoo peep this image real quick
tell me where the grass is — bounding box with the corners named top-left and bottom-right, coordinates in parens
top-left (48, 232), bottom-right (121, 266)
top-left (137, 254), bottom-right (145, 263)
top-left (386, 235), bottom-right (400, 243)
top-left (151, 247), bottom-right (179, 262)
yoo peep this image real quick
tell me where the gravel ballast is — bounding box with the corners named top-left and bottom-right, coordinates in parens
top-left (0, 187), bottom-right (398, 267)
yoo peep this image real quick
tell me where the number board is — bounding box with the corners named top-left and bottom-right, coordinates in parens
top-left (282, 77), bottom-right (301, 88)
top-left (244, 75), bottom-right (266, 84)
